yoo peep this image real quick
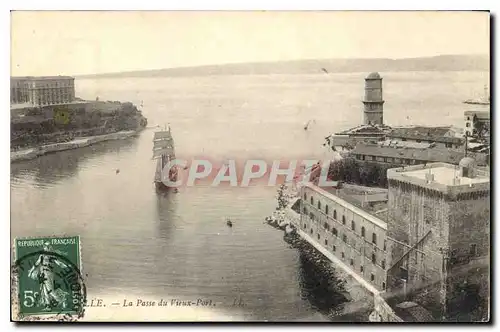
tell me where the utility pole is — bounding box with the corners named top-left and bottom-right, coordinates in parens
top-left (464, 132), bottom-right (468, 158)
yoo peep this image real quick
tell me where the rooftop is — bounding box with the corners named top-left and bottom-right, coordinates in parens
top-left (335, 124), bottom-right (392, 136)
top-left (366, 72), bottom-right (381, 79)
top-left (351, 143), bottom-right (469, 164)
top-left (304, 182), bottom-right (388, 230)
top-left (322, 184), bottom-right (389, 216)
top-left (401, 165), bottom-right (489, 186)
top-left (388, 126), bottom-right (463, 144)
top-left (387, 162), bottom-right (490, 193)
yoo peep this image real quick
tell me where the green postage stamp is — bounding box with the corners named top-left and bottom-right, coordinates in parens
top-left (11, 235), bottom-right (86, 321)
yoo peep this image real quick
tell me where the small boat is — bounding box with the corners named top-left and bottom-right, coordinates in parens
top-left (115, 169), bottom-right (120, 175)
top-left (304, 120), bottom-right (311, 130)
top-left (226, 218), bottom-right (233, 227)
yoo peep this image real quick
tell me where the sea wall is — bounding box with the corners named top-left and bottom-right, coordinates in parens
top-left (11, 100), bottom-right (147, 150)
top-left (11, 130), bottom-right (138, 163)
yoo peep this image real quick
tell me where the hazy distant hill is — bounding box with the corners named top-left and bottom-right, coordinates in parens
top-left (77, 54), bottom-right (489, 79)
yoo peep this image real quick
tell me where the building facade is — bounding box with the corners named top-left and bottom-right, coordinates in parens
top-left (299, 183), bottom-right (389, 291)
top-left (349, 143), bottom-right (488, 167)
top-left (386, 160), bottom-right (490, 318)
top-left (11, 76), bottom-right (75, 106)
top-left (464, 110), bottom-right (490, 138)
top-left (387, 126), bottom-right (464, 149)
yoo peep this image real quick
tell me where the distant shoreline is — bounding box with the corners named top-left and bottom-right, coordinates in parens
top-left (75, 54), bottom-right (489, 79)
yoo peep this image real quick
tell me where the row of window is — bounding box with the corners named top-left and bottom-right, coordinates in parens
top-left (316, 230), bottom-right (386, 290)
top-left (307, 225), bottom-right (386, 269)
top-left (32, 81), bottom-right (74, 88)
top-left (355, 154), bottom-right (422, 165)
top-left (303, 199), bottom-right (383, 247)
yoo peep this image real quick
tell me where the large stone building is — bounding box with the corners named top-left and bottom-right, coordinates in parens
top-left (291, 157), bottom-right (490, 320)
top-left (299, 183), bottom-right (390, 291)
top-left (386, 159), bottom-right (490, 319)
top-left (11, 76), bottom-right (75, 106)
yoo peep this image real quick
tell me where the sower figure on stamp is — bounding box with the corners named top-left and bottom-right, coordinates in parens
top-left (27, 242), bottom-right (69, 311)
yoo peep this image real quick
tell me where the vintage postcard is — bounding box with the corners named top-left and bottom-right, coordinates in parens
top-left (10, 11), bottom-right (490, 322)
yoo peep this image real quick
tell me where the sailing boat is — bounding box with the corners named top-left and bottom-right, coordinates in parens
top-left (152, 125), bottom-right (178, 191)
top-left (463, 84), bottom-right (490, 105)
top-left (304, 119), bottom-right (316, 131)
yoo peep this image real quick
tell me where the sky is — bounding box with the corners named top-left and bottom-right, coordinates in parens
top-left (10, 11), bottom-right (490, 76)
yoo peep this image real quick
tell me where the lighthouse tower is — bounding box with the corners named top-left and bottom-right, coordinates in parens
top-left (363, 72), bottom-right (384, 125)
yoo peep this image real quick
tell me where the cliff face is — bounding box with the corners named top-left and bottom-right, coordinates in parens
top-left (11, 100), bottom-right (148, 149)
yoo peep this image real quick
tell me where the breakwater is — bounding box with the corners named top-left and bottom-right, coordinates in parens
top-left (11, 130), bottom-right (139, 163)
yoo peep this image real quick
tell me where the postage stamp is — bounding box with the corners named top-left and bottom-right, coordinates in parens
top-left (11, 236), bottom-right (87, 321)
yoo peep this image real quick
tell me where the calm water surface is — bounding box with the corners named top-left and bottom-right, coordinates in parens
top-left (11, 71), bottom-right (489, 321)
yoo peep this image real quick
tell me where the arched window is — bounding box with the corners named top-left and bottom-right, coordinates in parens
top-left (332, 228), bottom-right (338, 237)
top-left (361, 227), bottom-right (366, 238)
top-left (304, 192), bottom-right (307, 200)
top-left (318, 201), bottom-right (321, 210)
top-left (333, 210), bottom-right (337, 220)
top-left (310, 228), bottom-right (313, 235)
top-left (317, 233), bottom-right (320, 240)
top-left (351, 221), bottom-right (355, 231)
top-left (309, 212), bottom-right (314, 221)
top-left (310, 196), bottom-right (314, 205)
top-left (325, 205), bottom-right (329, 215)
top-left (342, 215), bottom-right (346, 225)
top-left (342, 234), bottom-right (347, 244)
top-left (324, 239), bottom-right (328, 246)
top-left (381, 260), bottom-right (386, 269)
top-left (372, 253), bottom-right (376, 264)
top-left (372, 233), bottom-right (377, 245)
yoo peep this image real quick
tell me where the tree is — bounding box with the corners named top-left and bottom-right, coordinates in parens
top-left (472, 115), bottom-right (489, 141)
top-left (276, 184), bottom-right (289, 210)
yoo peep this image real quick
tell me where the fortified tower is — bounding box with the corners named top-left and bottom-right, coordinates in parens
top-left (385, 159), bottom-right (490, 320)
top-left (363, 72), bottom-right (384, 125)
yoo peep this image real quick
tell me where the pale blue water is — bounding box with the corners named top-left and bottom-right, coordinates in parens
top-left (10, 71), bottom-right (488, 321)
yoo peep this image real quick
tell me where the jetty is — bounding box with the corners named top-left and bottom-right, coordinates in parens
top-left (11, 130), bottom-right (138, 163)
